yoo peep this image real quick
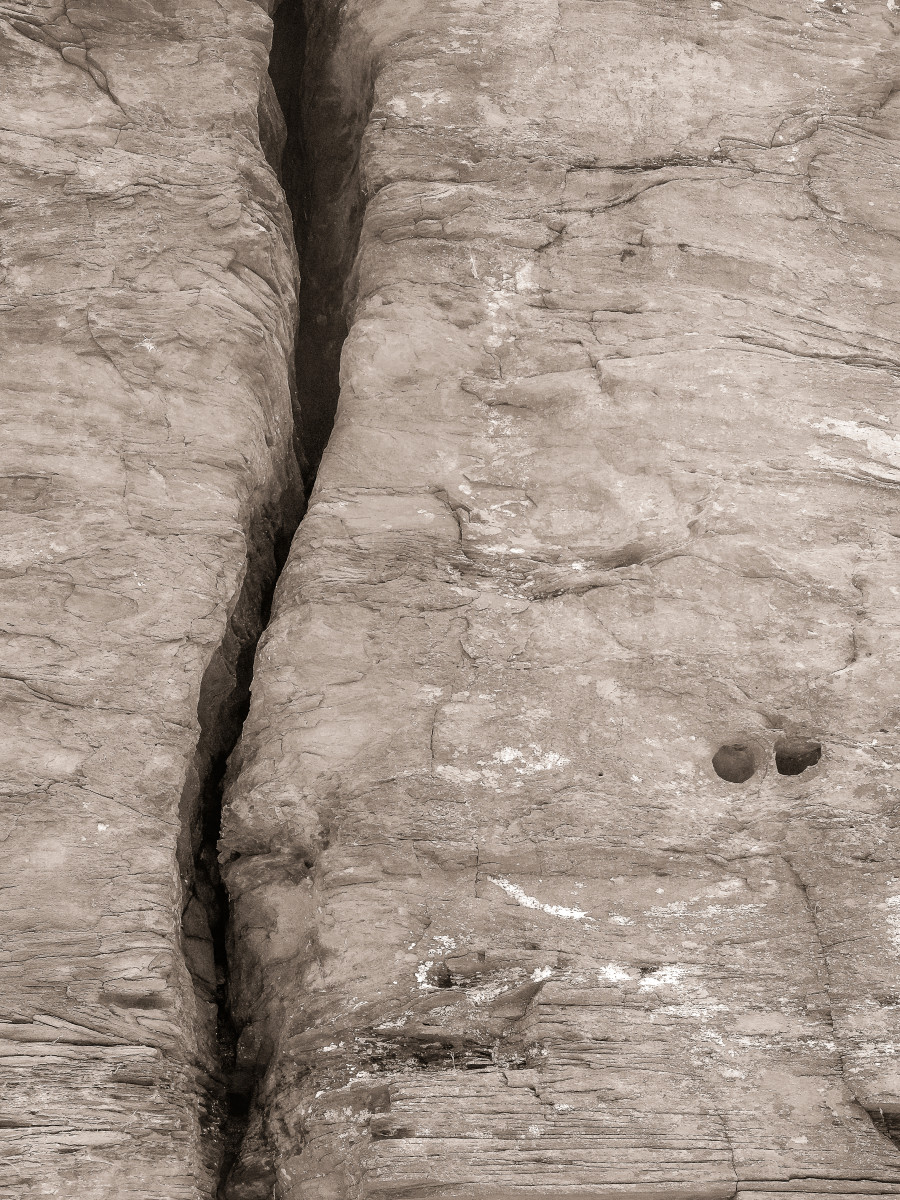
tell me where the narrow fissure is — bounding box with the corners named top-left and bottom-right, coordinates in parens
top-left (179, 526), bottom-right (295, 1192)
top-left (176, 0), bottom-right (374, 1194)
top-left (269, 0), bottom-right (374, 486)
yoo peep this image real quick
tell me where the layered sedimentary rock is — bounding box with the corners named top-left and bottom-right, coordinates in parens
top-left (4, 0), bottom-right (900, 1197)
top-left (0, 1), bottom-right (301, 1195)
top-left (219, 0), bottom-right (900, 1197)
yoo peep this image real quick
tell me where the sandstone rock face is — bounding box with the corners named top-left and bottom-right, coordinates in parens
top-left (4, 0), bottom-right (900, 1198)
top-left (0, 1), bottom-right (301, 1195)
top-left (220, 0), bottom-right (900, 1197)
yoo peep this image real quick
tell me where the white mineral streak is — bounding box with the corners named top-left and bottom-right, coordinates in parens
top-left (489, 877), bottom-right (591, 921)
top-left (598, 963), bottom-right (632, 982)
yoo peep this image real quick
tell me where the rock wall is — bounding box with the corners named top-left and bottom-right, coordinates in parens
top-left (221, 0), bottom-right (900, 1197)
top-left (3, 0), bottom-right (900, 1198)
top-left (0, 1), bottom-right (301, 1195)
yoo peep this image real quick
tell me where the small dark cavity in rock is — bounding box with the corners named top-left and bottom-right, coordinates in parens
top-left (774, 736), bottom-right (821, 776)
top-left (712, 742), bottom-right (756, 784)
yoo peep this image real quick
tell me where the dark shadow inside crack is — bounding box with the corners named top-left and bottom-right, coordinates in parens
top-left (177, 506), bottom-right (299, 1196)
top-left (188, 1), bottom-right (377, 1196)
top-left (269, 0), bottom-right (374, 486)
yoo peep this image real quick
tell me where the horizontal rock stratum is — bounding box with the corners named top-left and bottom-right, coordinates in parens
top-left (1, 0), bottom-right (899, 1197)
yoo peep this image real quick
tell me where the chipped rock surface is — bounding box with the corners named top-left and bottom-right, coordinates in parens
top-left (0, 0), bottom-right (300, 1195)
top-left (220, 0), bottom-right (900, 1197)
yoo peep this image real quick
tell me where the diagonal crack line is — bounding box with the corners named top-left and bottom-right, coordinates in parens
top-left (781, 857), bottom-right (852, 1083)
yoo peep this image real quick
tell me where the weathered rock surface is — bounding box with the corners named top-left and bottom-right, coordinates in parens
top-left (219, 0), bottom-right (900, 1197)
top-left (4, 0), bottom-right (900, 1196)
top-left (0, 1), bottom-right (301, 1195)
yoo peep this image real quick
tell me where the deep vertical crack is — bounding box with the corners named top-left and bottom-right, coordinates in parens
top-left (176, 1), bottom-right (375, 1194)
top-left (178, 512), bottom-right (298, 1193)
top-left (270, 0), bottom-right (374, 484)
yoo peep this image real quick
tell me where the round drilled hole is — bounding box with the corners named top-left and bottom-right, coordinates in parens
top-left (712, 742), bottom-right (756, 784)
top-left (774, 736), bottom-right (821, 776)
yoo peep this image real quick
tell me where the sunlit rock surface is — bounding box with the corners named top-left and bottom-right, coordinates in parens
top-left (0, 1), bottom-right (300, 1195)
top-left (220, 0), bottom-right (900, 1197)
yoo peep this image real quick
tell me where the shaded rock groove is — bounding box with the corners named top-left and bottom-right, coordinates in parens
top-left (176, 1), bottom-right (372, 1192)
top-left (268, 0), bottom-right (374, 485)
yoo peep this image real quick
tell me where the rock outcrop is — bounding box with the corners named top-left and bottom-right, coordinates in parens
top-left (0, 1), bottom-right (300, 1194)
top-left (221, 0), bottom-right (900, 1196)
top-left (3, 0), bottom-right (900, 1197)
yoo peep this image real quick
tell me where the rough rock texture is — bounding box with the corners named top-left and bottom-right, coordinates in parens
top-left (5, 0), bottom-right (900, 1197)
top-left (0, 1), bottom-right (301, 1195)
top-left (219, 0), bottom-right (900, 1197)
